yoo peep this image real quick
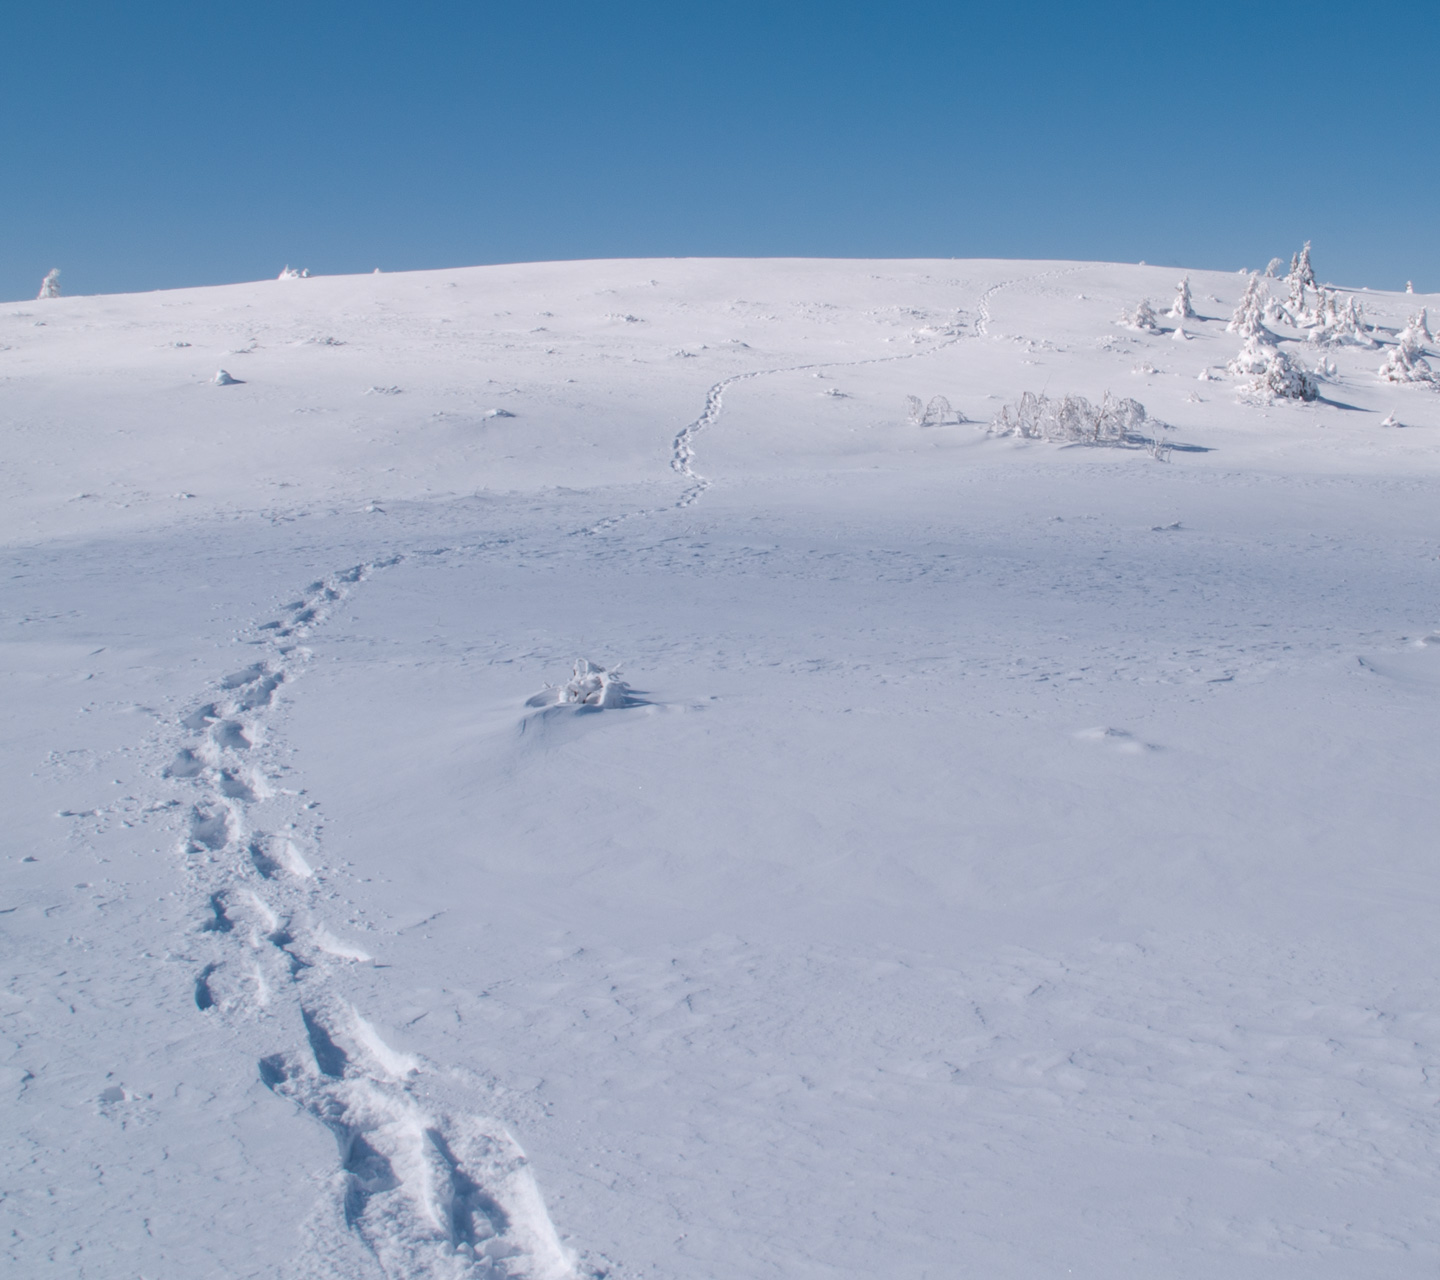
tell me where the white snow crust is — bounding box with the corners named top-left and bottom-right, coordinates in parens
top-left (3, 257), bottom-right (1440, 1279)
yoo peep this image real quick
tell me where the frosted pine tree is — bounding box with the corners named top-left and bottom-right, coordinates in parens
top-left (1128, 299), bottom-right (1160, 332)
top-left (1227, 273), bottom-right (1272, 342)
top-left (1168, 276), bottom-right (1196, 319)
top-left (1295, 241), bottom-right (1316, 289)
top-left (1287, 242), bottom-right (1316, 313)
top-left (36, 269), bottom-right (61, 299)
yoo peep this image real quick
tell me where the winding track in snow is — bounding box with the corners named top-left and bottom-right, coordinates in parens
top-left (585, 264), bottom-right (1086, 534)
top-left (167, 563), bottom-right (582, 1280)
top-left (160, 265), bottom-right (1081, 1276)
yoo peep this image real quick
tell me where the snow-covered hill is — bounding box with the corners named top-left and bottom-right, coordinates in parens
top-left (4, 258), bottom-right (1440, 1279)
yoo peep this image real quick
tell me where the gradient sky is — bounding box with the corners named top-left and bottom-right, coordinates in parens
top-left (2, 1), bottom-right (1434, 300)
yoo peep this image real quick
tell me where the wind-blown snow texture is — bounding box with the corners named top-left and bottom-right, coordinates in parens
top-left (4, 258), bottom-right (1440, 1279)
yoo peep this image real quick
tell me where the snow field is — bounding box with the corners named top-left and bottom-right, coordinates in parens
top-left (3, 257), bottom-right (1440, 1278)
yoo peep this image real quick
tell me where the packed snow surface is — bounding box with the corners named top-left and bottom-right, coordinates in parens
top-left (4, 258), bottom-right (1440, 1279)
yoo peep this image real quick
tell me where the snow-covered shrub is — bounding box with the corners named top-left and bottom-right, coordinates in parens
top-left (526, 659), bottom-right (633, 710)
top-left (1229, 338), bottom-right (1318, 400)
top-left (1168, 277), bottom-right (1196, 319)
top-left (1308, 293), bottom-right (1376, 348)
top-left (1227, 273), bottom-right (1273, 342)
top-left (987, 391), bottom-right (1164, 446)
top-left (1123, 299), bottom-right (1160, 332)
top-left (277, 265), bottom-right (310, 280)
top-left (1378, 333), bottom-right (1435, 385)
top-left (36, 269), bottom-right (60, 299)
top-left (908, 394), bottom-right (966, 426)
top-left (1264, 296), bottom-right (1296, 328)
top-left (1402, 307), bottom-right (1432, 345)
top-left (1265, 257), bottom-right (1286, 278)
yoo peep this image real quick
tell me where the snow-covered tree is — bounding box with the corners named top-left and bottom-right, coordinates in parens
top-left (1227, 273), bottom-right (1273, 342)
top-left (1265, 257), bottom-right (1286, 278)
top-left (1286, 242), bottom-right (1316, 313)
top-left (1125, 299), bottom-right (1160, 332)
top-left (1294, 241), bottom-right (1316, 289)
top-left (1378, 342), bottom-right (1434, 385)
top-left (1379, 320), bottom-right (1435, 384)
top-left (1229, 338), bottom-right (1318, 400)
top-left (1168, 277), bottom-right (1195, 319)
top-left (1406, 307), bottom-right (1432, 344)
top-left (36, 269), bottom-right (60, 299)
top-left (905, 394), bottom-right (924, 425)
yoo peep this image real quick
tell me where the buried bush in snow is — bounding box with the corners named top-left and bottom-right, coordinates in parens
top-left (212, 369), bottom-right (242, 386)
top-left (1228, 338), bottom-right (1318, 400)
top-left (1401, 307), bottom-right (1432, 346)
top-left (36, 269), bottom-right (61, 299)
top-left (987, 391), bottom-right (1165, 446)
top-left (526, 659), bottom-right (634, 710)
top-left (1307, 290), bottom-right (1374, 347)
top-left (908, 394), bottom-right (964, 426)
top-left (277, 265), bottom-right (309, 280)
top-left (1378, 336), bottom-right (1435, 385)
top-left (1122, 299), bottom-right (1160, 332)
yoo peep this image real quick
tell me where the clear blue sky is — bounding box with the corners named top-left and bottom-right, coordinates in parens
top-left (2, 1), bottom-right (1434, 300)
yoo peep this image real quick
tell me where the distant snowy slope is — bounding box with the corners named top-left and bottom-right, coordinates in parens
top-left (3, 259), bottom-right (1439, 1280)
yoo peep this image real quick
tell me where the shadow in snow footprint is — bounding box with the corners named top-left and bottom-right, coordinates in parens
top-left (302, 1008), bottom-right (350, 1079)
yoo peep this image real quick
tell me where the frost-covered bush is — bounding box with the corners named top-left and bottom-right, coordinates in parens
top-left (277, 265), bottom-right (310, 280)
top-left (1227, 273), bottom-right (1273, 342)
top-left (907, 394), bottom-right (967, 426)
top-left (1265, 257), bottom-right (1286, 278)
top-left (1308, 292), bottom-right (1376, 348)
top-left (1122, 299), bottom-right (1160, 332)
top-left (1229, 338), bottom-right (1319, 400)
top-left (526, 659), bottom-right (634, 710)
top-left (1378, 329), bottom-right (1435, 385)
top-left (1168, 277), bottom-right (1195, 319)
top-left (987, 391), bottom-right (1164, 446)
top-left (1402, 307), bottom-right (1432, 345)
top-left (36, 269), bottom-right (60, 299)
top-left (1264, 297), bottom-right (1296, 328)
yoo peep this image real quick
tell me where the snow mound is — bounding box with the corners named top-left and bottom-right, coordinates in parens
top-left (526, 659), bottom-right (635, 710)
top-left (212, 369), bottom-right (242, 386)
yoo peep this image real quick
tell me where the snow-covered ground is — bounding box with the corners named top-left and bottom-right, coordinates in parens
top-left (4, 258), bottom-right (1440, 1279)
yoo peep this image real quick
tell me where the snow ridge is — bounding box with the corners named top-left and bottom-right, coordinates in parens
top-left (169, 563), bottom-right (582, 1280)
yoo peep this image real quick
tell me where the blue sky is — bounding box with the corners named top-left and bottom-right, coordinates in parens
top-left (2, 1), bottom-right (1434, 299)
